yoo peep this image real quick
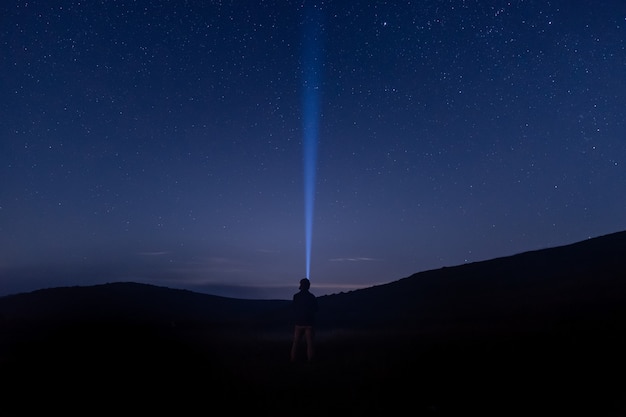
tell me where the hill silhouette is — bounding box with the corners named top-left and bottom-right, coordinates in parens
top-left (2, 231), bottom-right (626, 416)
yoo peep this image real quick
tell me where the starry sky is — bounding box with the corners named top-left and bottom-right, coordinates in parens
top-left (1, 0), bottom-right (625, 300)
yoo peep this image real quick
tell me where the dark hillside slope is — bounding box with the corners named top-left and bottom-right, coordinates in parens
top-left (317, 230), bottom-right (626, 334)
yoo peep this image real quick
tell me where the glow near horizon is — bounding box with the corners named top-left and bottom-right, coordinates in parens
top-left (302, 4), bottom-right (323, 281)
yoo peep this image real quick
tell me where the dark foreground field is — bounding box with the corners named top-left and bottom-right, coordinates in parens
top-left (3, 313), bottom-right (626, 416)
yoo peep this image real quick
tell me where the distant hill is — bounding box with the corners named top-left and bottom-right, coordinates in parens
top-left (0, 281), bottom-right (290, 327)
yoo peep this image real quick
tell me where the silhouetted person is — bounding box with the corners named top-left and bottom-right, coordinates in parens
top-left (290, 278), bottom-right (318, 362)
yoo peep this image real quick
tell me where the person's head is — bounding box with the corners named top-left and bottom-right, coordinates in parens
top-left (299, 278), bottom-right (310, 290)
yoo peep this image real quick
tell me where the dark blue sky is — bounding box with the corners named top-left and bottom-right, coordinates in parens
top-left (2, 1), bottom-right (625, 299)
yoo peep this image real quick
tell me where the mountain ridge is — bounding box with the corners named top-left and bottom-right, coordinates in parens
top-left (1, 230), bottom-right (625, 331)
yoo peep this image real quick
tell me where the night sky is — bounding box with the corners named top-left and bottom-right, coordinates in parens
top-left (2, 1), bottom-right (625, 299)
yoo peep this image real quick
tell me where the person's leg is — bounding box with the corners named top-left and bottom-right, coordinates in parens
top-left (291, 326), bottom-right (304, 362)
top-left (304, 326), bottom-right (314, 361)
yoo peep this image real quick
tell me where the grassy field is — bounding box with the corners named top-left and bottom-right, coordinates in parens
top-left (4, 318), bottom-right (625, 416)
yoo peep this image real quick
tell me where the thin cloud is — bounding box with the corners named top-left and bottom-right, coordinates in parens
top-left (329, 257), bottom-right (381, 262)
top-left (255, 248), bottom-right (282, 254)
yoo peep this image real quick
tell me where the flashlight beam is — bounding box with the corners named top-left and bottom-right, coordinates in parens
top-left (302, 3), bottom-right (323, 280)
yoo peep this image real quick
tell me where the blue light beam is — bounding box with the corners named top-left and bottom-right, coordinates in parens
top-left (302, 3), bottom-right (323, 281)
